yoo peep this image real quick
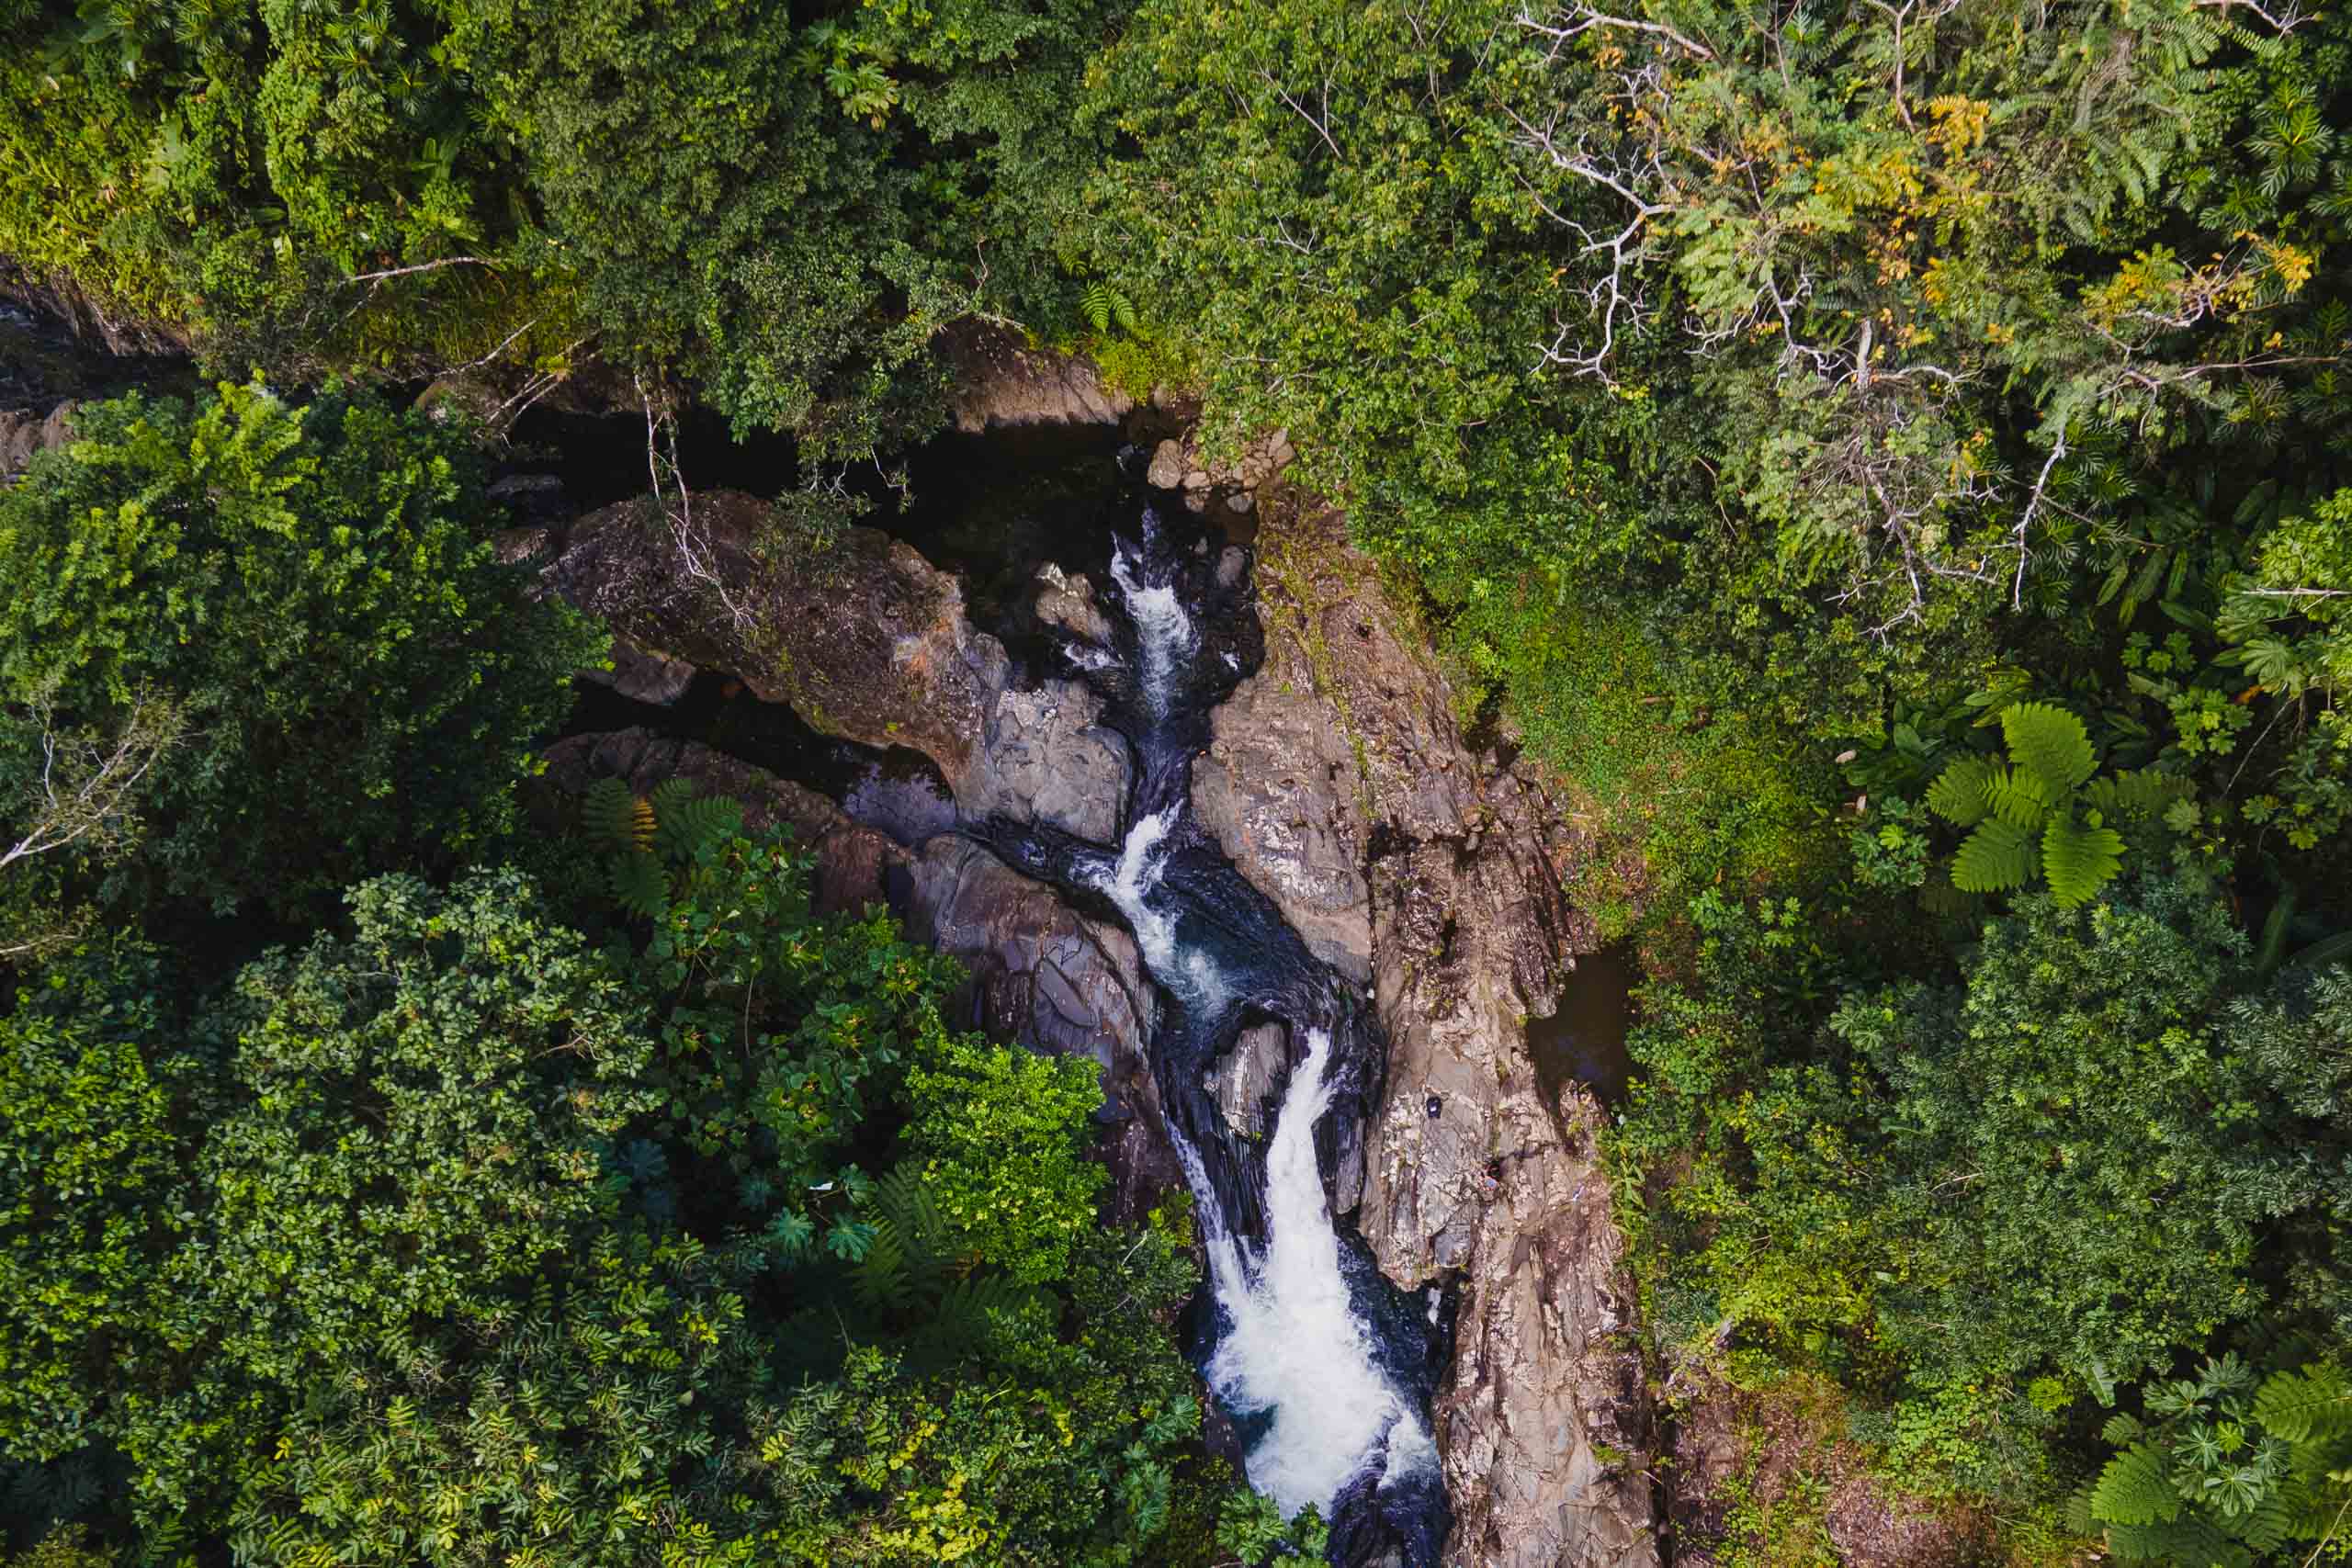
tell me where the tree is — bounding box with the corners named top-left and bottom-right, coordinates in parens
top-left (1924, 702), bottom-right (2188, 905)
top-left (0, 697), bottom-right (182, 960)
top-left (904, 1034), bottom-right (1108, 1285)
top-left (1830, 876), bottom-right (2342, 1389)
top-left (0, 383), bottom-right (605, 922)
top-left (0, 942), bottom-right (200, 1465)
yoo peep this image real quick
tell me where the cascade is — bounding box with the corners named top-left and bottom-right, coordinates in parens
top-left (978, 499), bottom-right (1451, 1566)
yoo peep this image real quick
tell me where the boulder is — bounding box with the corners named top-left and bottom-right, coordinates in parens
top-left (1035, 562), bottom-right (1114, 647)
top-left (942, 322), bottom-right (1136, 433)
top-left (579, 639), bottom-right (698, 706)
top-left (542, 493), bottom-right (1126, 842)
top-left (1206, 1020), bottom-right (1288, 1140)
top-left (1189, 500), bottom-right (1658, 1568)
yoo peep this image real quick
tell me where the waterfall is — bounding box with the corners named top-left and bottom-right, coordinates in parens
top-left (983, 501), bottom-right (1451, 1564)
top-left (1201, 1028), bottom-right (1437, 1517)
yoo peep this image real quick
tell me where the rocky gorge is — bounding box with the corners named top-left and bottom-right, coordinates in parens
top-left (517, 379), bottom-right (1661, 1567)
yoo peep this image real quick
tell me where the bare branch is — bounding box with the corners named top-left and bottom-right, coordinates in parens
top-left (1514, 3), bottom-right (1716, 61)
top-left (2191, 0), bottom-right (2310, 30)
top-left (343, 255), bottom-right (496, 287)
top-left (1, 695), bottom-right (183, 874)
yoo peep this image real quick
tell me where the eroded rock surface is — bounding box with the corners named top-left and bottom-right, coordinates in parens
top-left (943, 323), bottom-right (1136, 433)
top-left (1191, 499), bottom-right (1658, 1568)
top-left (0, 400), bottom-right (76, 479)
top-left (541, 493), bottom-right (1125, 840)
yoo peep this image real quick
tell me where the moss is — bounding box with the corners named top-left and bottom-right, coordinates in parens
top-left (1448, 590), bottom-right (1840, 938)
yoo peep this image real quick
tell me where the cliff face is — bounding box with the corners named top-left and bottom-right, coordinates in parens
top-left (535, 478), bottom-right (1658, 1567)
top-left (1192, 500), bottom-right (1659, 1568)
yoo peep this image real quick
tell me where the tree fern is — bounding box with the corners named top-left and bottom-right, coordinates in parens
top-left (2084, 769), bottom-right (2193, 819)
top-left (1985, 763), bottom-right (2053, 829)
top-left (2042, 816), bottom-right (2127, 908)
top-left (2094, 1441), bottom-right (2183, 1526)
top-left (2253, 1363), bottom-right (2352, 1443)
top-left (1926, 754), bottom-right (1997, 826)
top-left (853, 1167), bottom-right (953, 1313)
top-left (607, 851), bottom-right (668, 920)
top-left (1079, 279), bottom-right (1140, 336)
top-left (1952, 818), bottom-right (2037, 893)
top-left (651, 784), bottom-right (743, 859)
top-left (581, 776), bottom-right (644, 854)
top-left (2003, 702), bottom-right (2098, 795)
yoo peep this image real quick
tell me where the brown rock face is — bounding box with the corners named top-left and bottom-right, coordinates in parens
top-left (0, 400), bottom-right (77, 479)
top-left (1191, 500), bottom-right (1659, 1568)
top-left (941, 323), bottom-right (1137, 433)
top-left (541, 492), bottom-right (1125, 842)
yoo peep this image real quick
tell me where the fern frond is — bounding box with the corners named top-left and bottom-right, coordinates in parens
top-left (2093, 1441), bottom-right (2183, 1527)
top-left (2254, 1362), bottom-right (2352, 1443)
top-left (854, 1168), bottom-right (950, 1313)
top-left (653, 787), bottom-right (743, 859)
top-left (2238, 1488), bottom-right (2298, 1554)
top-left (1986, 763), bottom-right (2054, 829)
top-left (607, 851), bottom-right (669, 919)
top-left (1952, 818), bottom-right (2037, 893)
top-left (2042, 816), bottom-right (2126, 908)
top-left (1080, 281), bottom-right (1113, 334)
top-left (2105, 1517), bottom-right (2251, 1566)
top-left (2003, 701), bottom-right (2098, 795)
top-left (2084, 769), bottom-right (2193, 819)
top-left (1927, 754), bottom-right (1998, 826)
top-left (581, 776), bottom-right (640, 854)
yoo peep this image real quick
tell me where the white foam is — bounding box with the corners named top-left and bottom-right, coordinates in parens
top-left (1111, 543), bottom-right (1196, 718)
top-left (1200, 1030), bottom-right (1437, 1517)
top-left (1091, 808), bottom-right (1227, 1010)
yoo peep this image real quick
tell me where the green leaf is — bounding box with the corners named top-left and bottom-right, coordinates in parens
top-left (1986, 763), bottom-right (2054, 829)
top-left (2041, 817), bottom-right (2125, 908)
top-left (2252, 1362), bottom-right (2352, 1443)
top-left (2001, 701), bottom-right (2098, 795)
top-left (1927, 755), bottom-right (1997, 826)
top-left (2091, 1441), bottom-right (2181, 1527)
top-left (1951, 818), bottom-right (2036, 892)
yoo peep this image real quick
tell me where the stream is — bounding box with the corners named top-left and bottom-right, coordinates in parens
top-left (974, 499), bottom-right (1453, 1566)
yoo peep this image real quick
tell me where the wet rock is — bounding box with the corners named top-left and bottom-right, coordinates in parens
top-left (543, 492), bottom-right (1124, 841)
top-left (1190, 501), bottom-right (1657, 1568)
top-left (967, 680), bottom-right (1130, 844)
top-left (1207, 1020), bottom-right (1288, 1140)
top-left (581, 639), bottom-right (698, 706)
top-left (486, 471), bottom-right (569, 526)
top-left (942, 322), bottom-right (1136, 433)
top-left (1035, 562), bottom-right (1114, 646)
top-left (1148, 438), bottom-right (1187, 490)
